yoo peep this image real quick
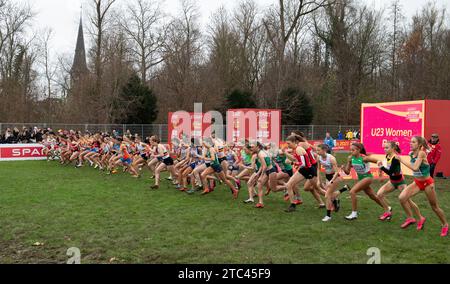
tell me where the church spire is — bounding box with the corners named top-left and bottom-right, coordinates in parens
top-left (71, 9), bottom-right (88, 77)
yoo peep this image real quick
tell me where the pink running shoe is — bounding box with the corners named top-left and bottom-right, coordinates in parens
top-left (417, 217), bottom-right (427, 231)
top-left (379, 212), bottom-right (392, 221)
top-left (401, 218), bottom-right (417, 229)
top-left (441, 225), bottom-right (449, 237)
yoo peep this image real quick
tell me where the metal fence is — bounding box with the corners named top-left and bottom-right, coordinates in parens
top-left (0, 123), bottom-right (359, 143)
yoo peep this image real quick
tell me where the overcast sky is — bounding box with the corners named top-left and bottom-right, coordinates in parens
top-left (17, 0), bottom-right (450, 58)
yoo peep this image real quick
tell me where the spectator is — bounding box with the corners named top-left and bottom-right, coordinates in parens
top-left (324, 132), bottom-right (335, 153)
top-left (428, 134), bottom-right (442, 178)
top-left (4, 128), bottom-right (14, 143)
top-left (346, 130), bottom-right (354, 140)
top-left (338, 131), bottom-right (343, 140)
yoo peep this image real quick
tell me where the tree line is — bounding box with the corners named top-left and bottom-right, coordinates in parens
top-left (0, 0), bottom-right (449, 125)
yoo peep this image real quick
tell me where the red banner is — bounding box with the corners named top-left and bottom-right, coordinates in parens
top-left (168, 112), bottom-right (212, 142)
top-left (0, 144), bottom-right (46, 161)
top-left (227, 109), bottom-right (281, 144)
top-left (280, 140), bottom-right (360, 152)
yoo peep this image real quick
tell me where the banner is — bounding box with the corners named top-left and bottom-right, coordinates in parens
top-left (0, 144), bottom-right (46, 161)
top-left (168, 112), bottom-right (212, 142)
top-left (280, 140), bottom-right (360, 152)
top-left (227, 109), bottom-right (281, 145)
top-left (361, 101), bottom-right (425, 155)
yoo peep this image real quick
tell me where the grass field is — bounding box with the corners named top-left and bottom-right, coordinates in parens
top-left (1, 154), bottom-right (450, 264)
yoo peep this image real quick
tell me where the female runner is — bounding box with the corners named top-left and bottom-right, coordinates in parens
top-left (396, 136), bottom-right (448, 236)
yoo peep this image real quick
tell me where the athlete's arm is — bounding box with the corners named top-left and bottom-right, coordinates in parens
top-left (398, 151), bottom-right (426, 171)
top-left (329, 156), bottom-right (340, 184)
top-left (343, 155), bottom-right (352, 175)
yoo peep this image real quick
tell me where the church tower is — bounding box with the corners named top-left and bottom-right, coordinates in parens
top-left (70, 13), bottom-right (88, 79)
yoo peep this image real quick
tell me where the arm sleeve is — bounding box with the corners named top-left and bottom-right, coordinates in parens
top-left (380, 158), bottom-right (400, 177)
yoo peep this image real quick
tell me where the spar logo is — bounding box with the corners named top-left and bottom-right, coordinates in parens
top-left (12, 148), bottom-right (44, 157)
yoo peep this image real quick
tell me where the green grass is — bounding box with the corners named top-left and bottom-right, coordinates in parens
top-left (1, 154), bottom-right (449, 264)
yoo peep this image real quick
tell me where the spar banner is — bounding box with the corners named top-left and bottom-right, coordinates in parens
top-left (0, 144), bottom-right (46, 161)
top-left (226, 109), bottom-right (281, 144)
top-left (168, 112), bottom-right (212, 142)
top-left (361, 101), bottom-right (424, 155)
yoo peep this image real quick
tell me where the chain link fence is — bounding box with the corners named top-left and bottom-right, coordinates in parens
top-left (0, 123), bottom-right (359, 143)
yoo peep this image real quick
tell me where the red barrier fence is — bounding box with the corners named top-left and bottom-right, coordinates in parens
top-left (0, 144), bottom-right (46, 161)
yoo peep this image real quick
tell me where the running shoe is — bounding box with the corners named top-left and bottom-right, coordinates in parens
top-left (441, 225), bottom-right (449, 237)
top-left (400, 218), bottom-right (417, 229)
top-left (285, 204), bottom-right (296, 213)
top-left (345, 212), bottom-right (358, 221)
top-left (186, 189), bottom-right (195, 194)
top-left (293, 199), bottom-right (303, 206)
top-left (322, 216), bottom-right (332, 222)
top-left (243, 199), bottom-right (255, 204)
top-left (417, 217), bottom-right (427, 231)
top-left (201, 188), bottom-right (213, 195)
top-left (150, 175), bottom-right (155, 180)
top-left (150, 185), bottom-right (159, 190)
top-left (255, 203), bottom-right (264, 209)
top-left (379, 212), bottom-right (392, 221)
top-left (284, 193), bottom-right (290, 202)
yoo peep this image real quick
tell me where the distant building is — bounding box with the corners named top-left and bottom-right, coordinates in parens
top-left (70, 14), bottom-right (89, 81)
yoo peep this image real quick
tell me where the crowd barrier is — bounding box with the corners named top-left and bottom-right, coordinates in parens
top-left (0, 144), bottom-right (46, 161)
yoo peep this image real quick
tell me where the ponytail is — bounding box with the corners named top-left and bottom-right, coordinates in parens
top-left (413, 136), bottom-right (429, 152)
top-left (352, 142), bottom-right (367, 155)
top-left (388, 141), bottom-right (401, 154)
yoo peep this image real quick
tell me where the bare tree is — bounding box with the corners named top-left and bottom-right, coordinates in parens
top-left (263, 0), bottom-right (332, 107)
top-left (89, 0), bottom-right (117, 89)
top-left (37, 29), bottom-right (58, 121)
top-left (120, 0), bottom-right (166, 83)
top-left (389, 0), bottom-right (403, 100)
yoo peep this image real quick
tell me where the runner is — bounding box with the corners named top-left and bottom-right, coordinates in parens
top-left (396, 136), bottom-right (448, 237)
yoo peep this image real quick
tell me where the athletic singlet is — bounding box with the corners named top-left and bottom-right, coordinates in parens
top-left (259, 150), bottom-right (274, 169)
top-left (293, 147), bottom-right (311, 169)
top-left (410, 152), bottom-right (431, 178)
top-left (91, 141), bottom-right (100, 150)
top-left (352, 155), bottom-right (372, 179)
top-left (121, 144), bottom-right (131, 159)
top-left (103, 143), bottom-right (111, 153)
top-left (226, 151), bottom-right (235, 163)
top-left (241, 150), bottom-right (252, 165)
top-left (319, 154), bottom-right (335, 174)
top-left (217, 146), bottom-right (226, 158)
top-left (136, 143), bottom-right (145, 154)
top-left (207, 149), bottom-right (220, 166)
top-left (161, 145), bottom-right (170, 159)
top-left (275, 154), bottom-right (293, 171)
top-left (306, 147), bottom-right (317, 165)
top-left (180, 147), bottom-right (188, 160)
top-left (255, 157), bottom-right (261, 172)
top-left (190, 146), bottom-right (199, 161)
top-left (381, 155), bottom-right (404, 182)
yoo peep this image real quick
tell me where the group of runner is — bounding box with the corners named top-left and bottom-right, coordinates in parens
top-left (40, 130), bottom-right (448, 237)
